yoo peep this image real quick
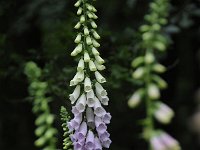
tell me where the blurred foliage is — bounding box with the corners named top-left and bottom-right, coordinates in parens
top-left (24, 62), bottom-right (57, 150)
top-left (0, 0), bottom-right (200, 150)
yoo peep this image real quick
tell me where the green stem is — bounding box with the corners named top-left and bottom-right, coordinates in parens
top-left (144, 48), bottom-right (154, 150)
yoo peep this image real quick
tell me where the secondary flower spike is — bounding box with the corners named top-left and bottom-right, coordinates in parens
top-left (67, 0), bottom-right (111, 149)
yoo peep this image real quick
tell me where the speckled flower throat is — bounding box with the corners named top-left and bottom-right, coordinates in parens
top-left (67, 0), bottom-right (111, 149)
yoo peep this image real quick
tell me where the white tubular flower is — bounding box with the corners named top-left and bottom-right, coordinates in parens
top-left (91, 21), bottom-right (97, 28)
top-left (92, 39), bottom-right (100, 47)
top-left (86, 107), bottom-right (95, 128)
top-left (89, 60), bottom-right (97, 71)
top-left (71, 44), bottom-right (83, 56)
top-left (74, 34), bottom-right (82, 43)
top-left (86, 36), bottom-right (92, 45)
top-left (77, 7), bottom-right (82, 15)
top-left (70, 73), bottom-right (78, 86)
top-left (92, 47), bottom-right (100, 56)
top-left (76, 71), bottom-right (84, 82)
top-left (147, 84), bottom-right (160, 99)
top-left (95, 55), bottom-right (104, 64)
top-left (84, 77), bottom-right (92, 92)
top-left (74, 22), bottom-right (81, 29)
top-left (84, 27), bottom-right (89, 35)
top-left (96, 92), bottom-right (109, 106)
top-left (87, 89), bottom-right (95, 107)
top-left (94, 61), bottom-right (106, 71)
top-left (77, 58), bottom-right (84, 71)
top-left (75, 93), bottom-right (86, 113)
top-left (93, 31), bottom-right (100, 39)
top-left (84, 52), bottom-right (90, 62)
top-left (95, 71), bottom-right (106, 83)
top-left (95, 82), bottom-right (107, 97)
top-left (94, 97), bottom-right (106, 117)
top-left (69, 85), bottom-right (81, 104)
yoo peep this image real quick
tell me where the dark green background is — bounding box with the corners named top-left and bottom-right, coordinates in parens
top-left (0, 0), bottom-right (200, 149)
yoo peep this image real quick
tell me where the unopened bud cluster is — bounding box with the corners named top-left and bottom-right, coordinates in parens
top-left (67, 0), bottom-right (111, 149)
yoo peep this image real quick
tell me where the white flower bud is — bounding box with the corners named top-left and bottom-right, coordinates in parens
top-left (80, 15), bottom-right (85, 23)
top-left (74, 22), bottom-right (81, 29)
top-left (128, 91), bottom-right (142, 108)
top-left (93, 31), bottom-right (100, 39)
top-left (145, 52), bottom-right (155, 64)
top-left (77, 7), bottom-right (82, 15)
top-left (95, 55), bottom-right (104, 64)
top-left (95, 82), bottom-right (107, 97)
top-left (92, 47), bottom-right (99, 56)
top-left (131, 56), bottom-right (144, 68)
top-left (95, 71), bottom-right (106, 83)
top-left (94, 61), bottom-right (106, 71)
top-left (74, 0), bottom-right (81, 7)
top-left (86, 36), bottom-right (92, 45)
top-left (132, 67), bottom-right (145, 79)
top-left (84, 27), bottom-right (89, 35)
top-left (89, 60), bottom-right (97, 71)
top-left (69, 85), bottom-right (80, 104)
top-left (87, 12), bottom-right (93, 19)
top-left (84, 52), bottom-right (90, 62)
top-left (92, 39), bottom-right (100, 47)
top-left (91, 21), bottom-right (97, 28)
top-left (96, 91), bottom-right (109, 105)
top-left (84, 77), bottom-right (92, 92)
top-left (92, 13), bottom-right (98, 19)
top-left (74, 34), bottom-right (82, 43)
top-left (92, 6), bottom-right (97, 12)
top-left (148, 84), bottom-right (160, 99)
top-left (86, 4), bottom-right (93, 11)
top-left (153, 64), bottom-right (166, 73)
top-left (77, 59), bottom-right (84, 71)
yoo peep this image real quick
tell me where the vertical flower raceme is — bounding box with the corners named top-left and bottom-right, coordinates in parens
top-left (67, 0), bottom-right (111, 149)
top-left (128, 0), bottom-right (181, 149)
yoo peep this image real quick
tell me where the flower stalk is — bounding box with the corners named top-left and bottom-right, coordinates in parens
top-left (67, 0), bottom-right (111, 149)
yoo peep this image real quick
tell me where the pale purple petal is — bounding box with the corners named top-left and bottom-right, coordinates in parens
top-left (74, 141), bottom-right (82, 150)
top-left (72, 106), bottom-right (80, 115)
top-left (102, 137), bottom-right (112, 148)
top-left (94, 97), bottom-right (106, 117)
top-left (102, 113), bottom-right (111, 124)
top-left (77, 121), bottom-right (87, 141)
top-left (99, 131), bottom-right (110, 141)
top-left (94, 137), bottom-right (102, 150)
top-left (86, 130), bottom-right (95, 149)
top-left (95, 116), bottom-right (107, 133)
top-left (76, 94), bottom-right (86, 112)
top-left (150, 136), bottom-right (166, 150)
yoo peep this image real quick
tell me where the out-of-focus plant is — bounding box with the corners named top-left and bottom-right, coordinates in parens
top-left (66, 0), bottom-right (112, 149)
top-left (128, 0), bottom-right (181, 149)
top-left (24, 61), bottom-right (57, 150)
top-left (60, 106), bottom-right (72, 150)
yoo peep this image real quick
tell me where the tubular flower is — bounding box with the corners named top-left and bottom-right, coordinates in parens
top-left (67, 0), bottom-right (111, 149)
